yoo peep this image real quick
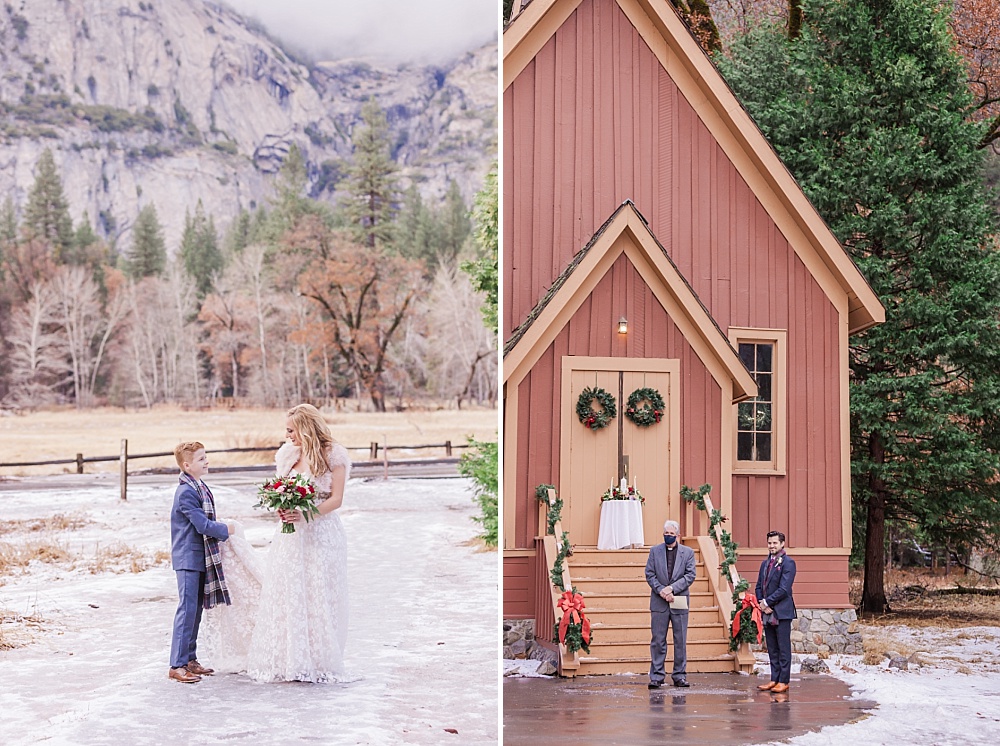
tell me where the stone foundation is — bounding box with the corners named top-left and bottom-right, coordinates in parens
top-left (503, 619), bottom-right (558, 671)
top-left (754, 608), bottom-right (863, 656)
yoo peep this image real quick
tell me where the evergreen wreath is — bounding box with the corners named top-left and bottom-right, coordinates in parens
top-left (576, 386), bottom-right (617, 430)
top-left (625, 386), bottom-right (665, 427)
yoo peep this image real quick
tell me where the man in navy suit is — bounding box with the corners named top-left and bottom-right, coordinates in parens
top-left (755, 530), bottom-right (797, 693)
top-left (645, 520), bottom-right (697, 688)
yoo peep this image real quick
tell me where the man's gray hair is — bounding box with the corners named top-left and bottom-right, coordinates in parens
top-left (663, 520), bottom-right (680, 533)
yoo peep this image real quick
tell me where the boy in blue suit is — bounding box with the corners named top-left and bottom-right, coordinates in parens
top-left (755, 530), bottom-right (797, 693)
top-left (169, 441), bottom-right (231, 683)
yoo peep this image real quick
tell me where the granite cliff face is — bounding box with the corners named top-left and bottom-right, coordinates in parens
top-left (0, 0), bottom-right (498, 248)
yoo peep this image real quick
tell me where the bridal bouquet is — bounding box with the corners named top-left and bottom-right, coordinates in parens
top-left (255, 473), bottom-right (321, 533)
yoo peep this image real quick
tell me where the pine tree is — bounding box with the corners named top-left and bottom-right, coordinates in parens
top-left (179, 200), bottom-right (223, 297)
top-left (462, 164), bottom-right (498, 334)
top-left (0, 196), bottom-right (17, 285)
top-left (275, 144), bottom-right (311, 225)
top-left (438, 180), bottom-right (471, 266)
top-left (225, 209), bottom-right (252, 255)
top-left (722, 0), bottom-right (1000, 613)
top-left (397, 184), bottom-right (438, 269)
top-left (74, 212), bottom-right (98, 255)
top-left (126, 204), bottom-right (166, 278)
top-left (342, 98), bottom-right (399, 249)
top-left (23, 149), bottom-right (74, 261)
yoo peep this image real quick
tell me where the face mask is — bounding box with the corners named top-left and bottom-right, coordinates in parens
top-left (664, 535), bottom-right (677, 545)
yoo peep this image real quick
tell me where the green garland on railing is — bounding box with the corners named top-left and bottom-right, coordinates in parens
top-left (550, 530), bottom-right (570, 589)
top-left (680, 484), bottom-right (739, 580)
top-left (535, 483), bottom-right (593, 654)
top-left (718, 530), bottom-right (740, 579)
top-left (679, 483), bottom-right (711, 511)
top-left (680, 484), bottom-right (751, 651)
top-left (709, 508), bottom-right (726, 533)
top-left (534, 483), bottom-right (560, 536)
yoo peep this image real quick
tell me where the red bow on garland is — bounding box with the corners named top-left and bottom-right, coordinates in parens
top-left (732, 592), bottom-right (764, 644)
top-left (557, 590), bottom-right (591, 646)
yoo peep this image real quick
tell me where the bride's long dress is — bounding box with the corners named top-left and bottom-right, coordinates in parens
top-left (203, 442), bottom-right (350, 683)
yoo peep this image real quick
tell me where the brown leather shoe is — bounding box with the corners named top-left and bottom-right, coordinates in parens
top-left (757, 681), bottom-right (777, 691)
top-left (186, 660), bottom-right (214, 676)
top-left (168, 666), bottom-right (201, 683)
top-left (771, 683), bottom-right (790, 693)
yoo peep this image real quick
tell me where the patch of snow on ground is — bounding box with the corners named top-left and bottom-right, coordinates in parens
top-left (0, 475), bottom-right (498, 745)
top-left (755, 624), bottom-right (1000, 746)
top-left (503, 659), bottom-right (549, 678)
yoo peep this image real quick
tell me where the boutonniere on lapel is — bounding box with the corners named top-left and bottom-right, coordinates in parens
top-left (775, 556), bottom-right (784, 568)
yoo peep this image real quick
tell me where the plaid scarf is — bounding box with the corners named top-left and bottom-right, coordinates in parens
top-left (179, 472), bottom-right (231, 609)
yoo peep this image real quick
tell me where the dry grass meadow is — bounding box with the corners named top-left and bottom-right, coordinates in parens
top-left (851, 567), bottom-right (1000, 629)
top-left (0, 404), bottom-right (498, 476)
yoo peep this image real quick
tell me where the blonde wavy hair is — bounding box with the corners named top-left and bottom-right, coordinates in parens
top-left (287, 404), bottom-right (336, 476)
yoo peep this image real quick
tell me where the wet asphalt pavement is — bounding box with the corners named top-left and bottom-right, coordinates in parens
top-left (503, 672), bottom-right (875, 745)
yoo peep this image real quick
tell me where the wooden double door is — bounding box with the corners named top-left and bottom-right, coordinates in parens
top-left (561, 357), bottom-right (680, 546)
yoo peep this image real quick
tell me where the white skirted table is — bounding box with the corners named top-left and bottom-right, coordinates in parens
top-left (597, 499), bottom-right (645, 549)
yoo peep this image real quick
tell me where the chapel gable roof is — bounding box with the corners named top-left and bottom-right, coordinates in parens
top-left (504, 0), bottom-right (885, 335)
top-left (503, 200), bottom-right (759, 404)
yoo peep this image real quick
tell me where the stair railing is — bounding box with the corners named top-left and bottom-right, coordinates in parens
top-left (682, 485), bottom-right (756, 672)
top-left (536, 486), bottom-right (580, 675)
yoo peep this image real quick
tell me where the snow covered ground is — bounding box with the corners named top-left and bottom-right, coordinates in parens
top-left (0, 474), bottom-right (499, 745)
top-left (769, 625), bottom-right (1000, 746)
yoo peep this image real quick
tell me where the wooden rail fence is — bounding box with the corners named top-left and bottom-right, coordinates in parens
top-left (0, 439), bottom-right (478, 500)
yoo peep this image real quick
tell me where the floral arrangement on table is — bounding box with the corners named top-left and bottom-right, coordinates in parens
top-left (254, 473), bottom-right (321, 533)
top-left (601, 485), bottom-right (644, 503)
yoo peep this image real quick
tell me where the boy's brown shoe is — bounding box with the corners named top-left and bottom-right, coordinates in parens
top-left (168, 666), bottom-right (201, 683)
top-left (186, 660), bottom-right (214, 676)
top-left (757, 681), bottom-right (777, 691)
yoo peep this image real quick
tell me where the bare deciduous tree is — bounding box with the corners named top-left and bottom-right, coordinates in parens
top-left (4, 281), bottom-right (62, 406)
top-left (422, 264), bottom-right (498, 408)
top-left (50, 265), bottom-right (126, 407)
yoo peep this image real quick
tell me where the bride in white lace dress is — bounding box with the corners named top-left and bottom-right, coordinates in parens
top-left (203, 403), bottom-right (350, 683)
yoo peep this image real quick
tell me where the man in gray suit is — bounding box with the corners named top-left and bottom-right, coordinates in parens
top-left (645, 519), bottom-right (696, 688)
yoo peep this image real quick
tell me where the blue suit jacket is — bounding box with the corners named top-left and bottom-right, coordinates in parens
top-left (645, 542), bottom-right (697, 612)
top-left (170, 478), bottom-right (229, 572)
top-left (755, 552), bottom-right (797, 620)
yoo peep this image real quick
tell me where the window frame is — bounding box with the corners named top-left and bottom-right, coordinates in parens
top-left (728, 328), bottom-right (787, 475)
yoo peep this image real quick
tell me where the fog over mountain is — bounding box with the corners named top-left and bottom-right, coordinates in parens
top-left (0, 0), bottom-right (498, 249)
top-left (222, 0), bottom-right (498, 64)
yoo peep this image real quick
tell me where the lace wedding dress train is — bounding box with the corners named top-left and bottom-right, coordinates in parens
top-left (203, 443), bottom-right (351, 683)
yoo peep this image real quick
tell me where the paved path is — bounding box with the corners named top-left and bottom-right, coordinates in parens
top-left (504, 673), bottom-right (875, 746)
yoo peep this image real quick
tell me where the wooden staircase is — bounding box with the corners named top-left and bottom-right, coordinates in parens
top-left (568, 540), bottom-right (739, 675)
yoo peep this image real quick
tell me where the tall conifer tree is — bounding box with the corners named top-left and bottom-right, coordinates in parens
top-left (23, 149), bottom-right (74, 261)
top-left (342, 98), bottom-right (399, 249)
top-left (126, 204), bottom-right (167, 279)
top-left (0, 197), bottom-right (17, 285)
top-left (179, 200), bottom-right (223, 297)
top-left (722, 0), bottom-right (1000, 612)
top-left (462, 164), bottom-right (498, 334)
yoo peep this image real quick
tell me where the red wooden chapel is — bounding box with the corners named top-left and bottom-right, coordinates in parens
top-left (502, 0), bottom-right (885, 674)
